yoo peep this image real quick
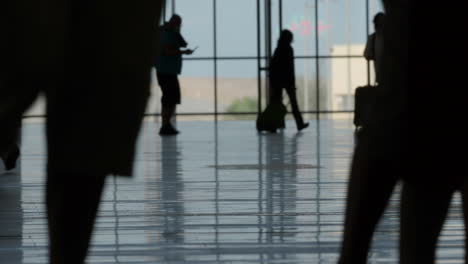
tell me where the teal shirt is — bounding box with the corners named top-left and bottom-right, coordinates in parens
top-left (155, 25), bottom-right (187, 75)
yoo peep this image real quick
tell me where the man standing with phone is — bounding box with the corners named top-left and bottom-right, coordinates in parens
top-left (155, 14), bottom-right (194, 135)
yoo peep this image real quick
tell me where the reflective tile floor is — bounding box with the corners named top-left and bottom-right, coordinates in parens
top-left (0, 118), bottom-right (465, 263)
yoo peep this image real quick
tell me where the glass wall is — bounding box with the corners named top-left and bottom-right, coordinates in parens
top-left (23, 0), bottom-right (380, 119)
top-left (164, 0), bottom-right (376, 118)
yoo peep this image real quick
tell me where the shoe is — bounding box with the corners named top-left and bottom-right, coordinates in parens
top-left (298, 123), bottom-right (309, 131)
top-left (159, 125), bottom-right (179, 136)
top-left (2, 144), bottom-right (20, 171)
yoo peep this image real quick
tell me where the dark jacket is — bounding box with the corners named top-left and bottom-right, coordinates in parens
top-left (269, 44), bottom-right (295, 88)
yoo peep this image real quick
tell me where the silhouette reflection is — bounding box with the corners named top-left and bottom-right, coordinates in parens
top-left (144, 133), bottom-right (186, 263)
top-left (159, 136), bottom-right (185, 262)
top-left (0, 172), bottom-right (23, 264)
top-left (259, 132), bottom-right (299, 263)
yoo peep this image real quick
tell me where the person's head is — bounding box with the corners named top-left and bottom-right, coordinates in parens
top-left (278, 29), bottom-right (293, 46)
top-left (168, 14), bottom-right (182, 31)
top-left (373, 12), bottom-right (385, 31)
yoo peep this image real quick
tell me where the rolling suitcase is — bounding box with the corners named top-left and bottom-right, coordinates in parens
top-left (256, 102), bottom-right (287, 132)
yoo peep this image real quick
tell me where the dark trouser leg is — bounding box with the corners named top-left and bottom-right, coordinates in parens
top-left (161, 104), bottom-right (176, 127)
top-left (0, 78), bottom-right (39, 161)
top-left (46, 171), bottom-right (106, 264)
top-left (0, 127), bottom-right (20, 158)
top-left (338, 139), bottom-right (399, 264)
top-left (157, 73), bottom-right (179, 128)
top-left (399, 180), bottom-right (454, 264)
top-left (285, 87), bottom-right (305, 129)
top-left (0, 127), bottom-right (20, 170)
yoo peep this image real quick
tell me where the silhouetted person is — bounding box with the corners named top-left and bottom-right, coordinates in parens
top-left (353, 13), bottom-right (384, 138)
top-left (0, 1), bottom-right (163, 263)
top-left (155, 14), bottom-right (194, 136)
top-left (269, 30), bottom-right (309, 132)
top-left (364, 12), bottom-right (385, 85)
top-left (338, 0), bottom-right (407, 263)
top-left (398, 3), bottom-right (468, 264)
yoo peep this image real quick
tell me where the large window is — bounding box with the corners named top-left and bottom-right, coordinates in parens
top-left (22, 0), bottom-right (382, 119)
top-left (165, 0), bottom-right (380, 118)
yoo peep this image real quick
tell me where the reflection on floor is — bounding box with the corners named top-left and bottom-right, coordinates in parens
top-left (0, 118), bottom-right (464, 263)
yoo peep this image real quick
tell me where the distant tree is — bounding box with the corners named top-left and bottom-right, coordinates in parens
top-left (225, 97), bottom-right (258, 113)
top-left (223, 97), bottom-right (258, 120)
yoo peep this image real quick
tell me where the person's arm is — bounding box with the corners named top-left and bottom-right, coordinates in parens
top-left (178, 33), bottom-right (188, 48)
top-left (163, 44), bottom-right (192, 56)
top-left (160, 31), bottom-right (192, 56)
